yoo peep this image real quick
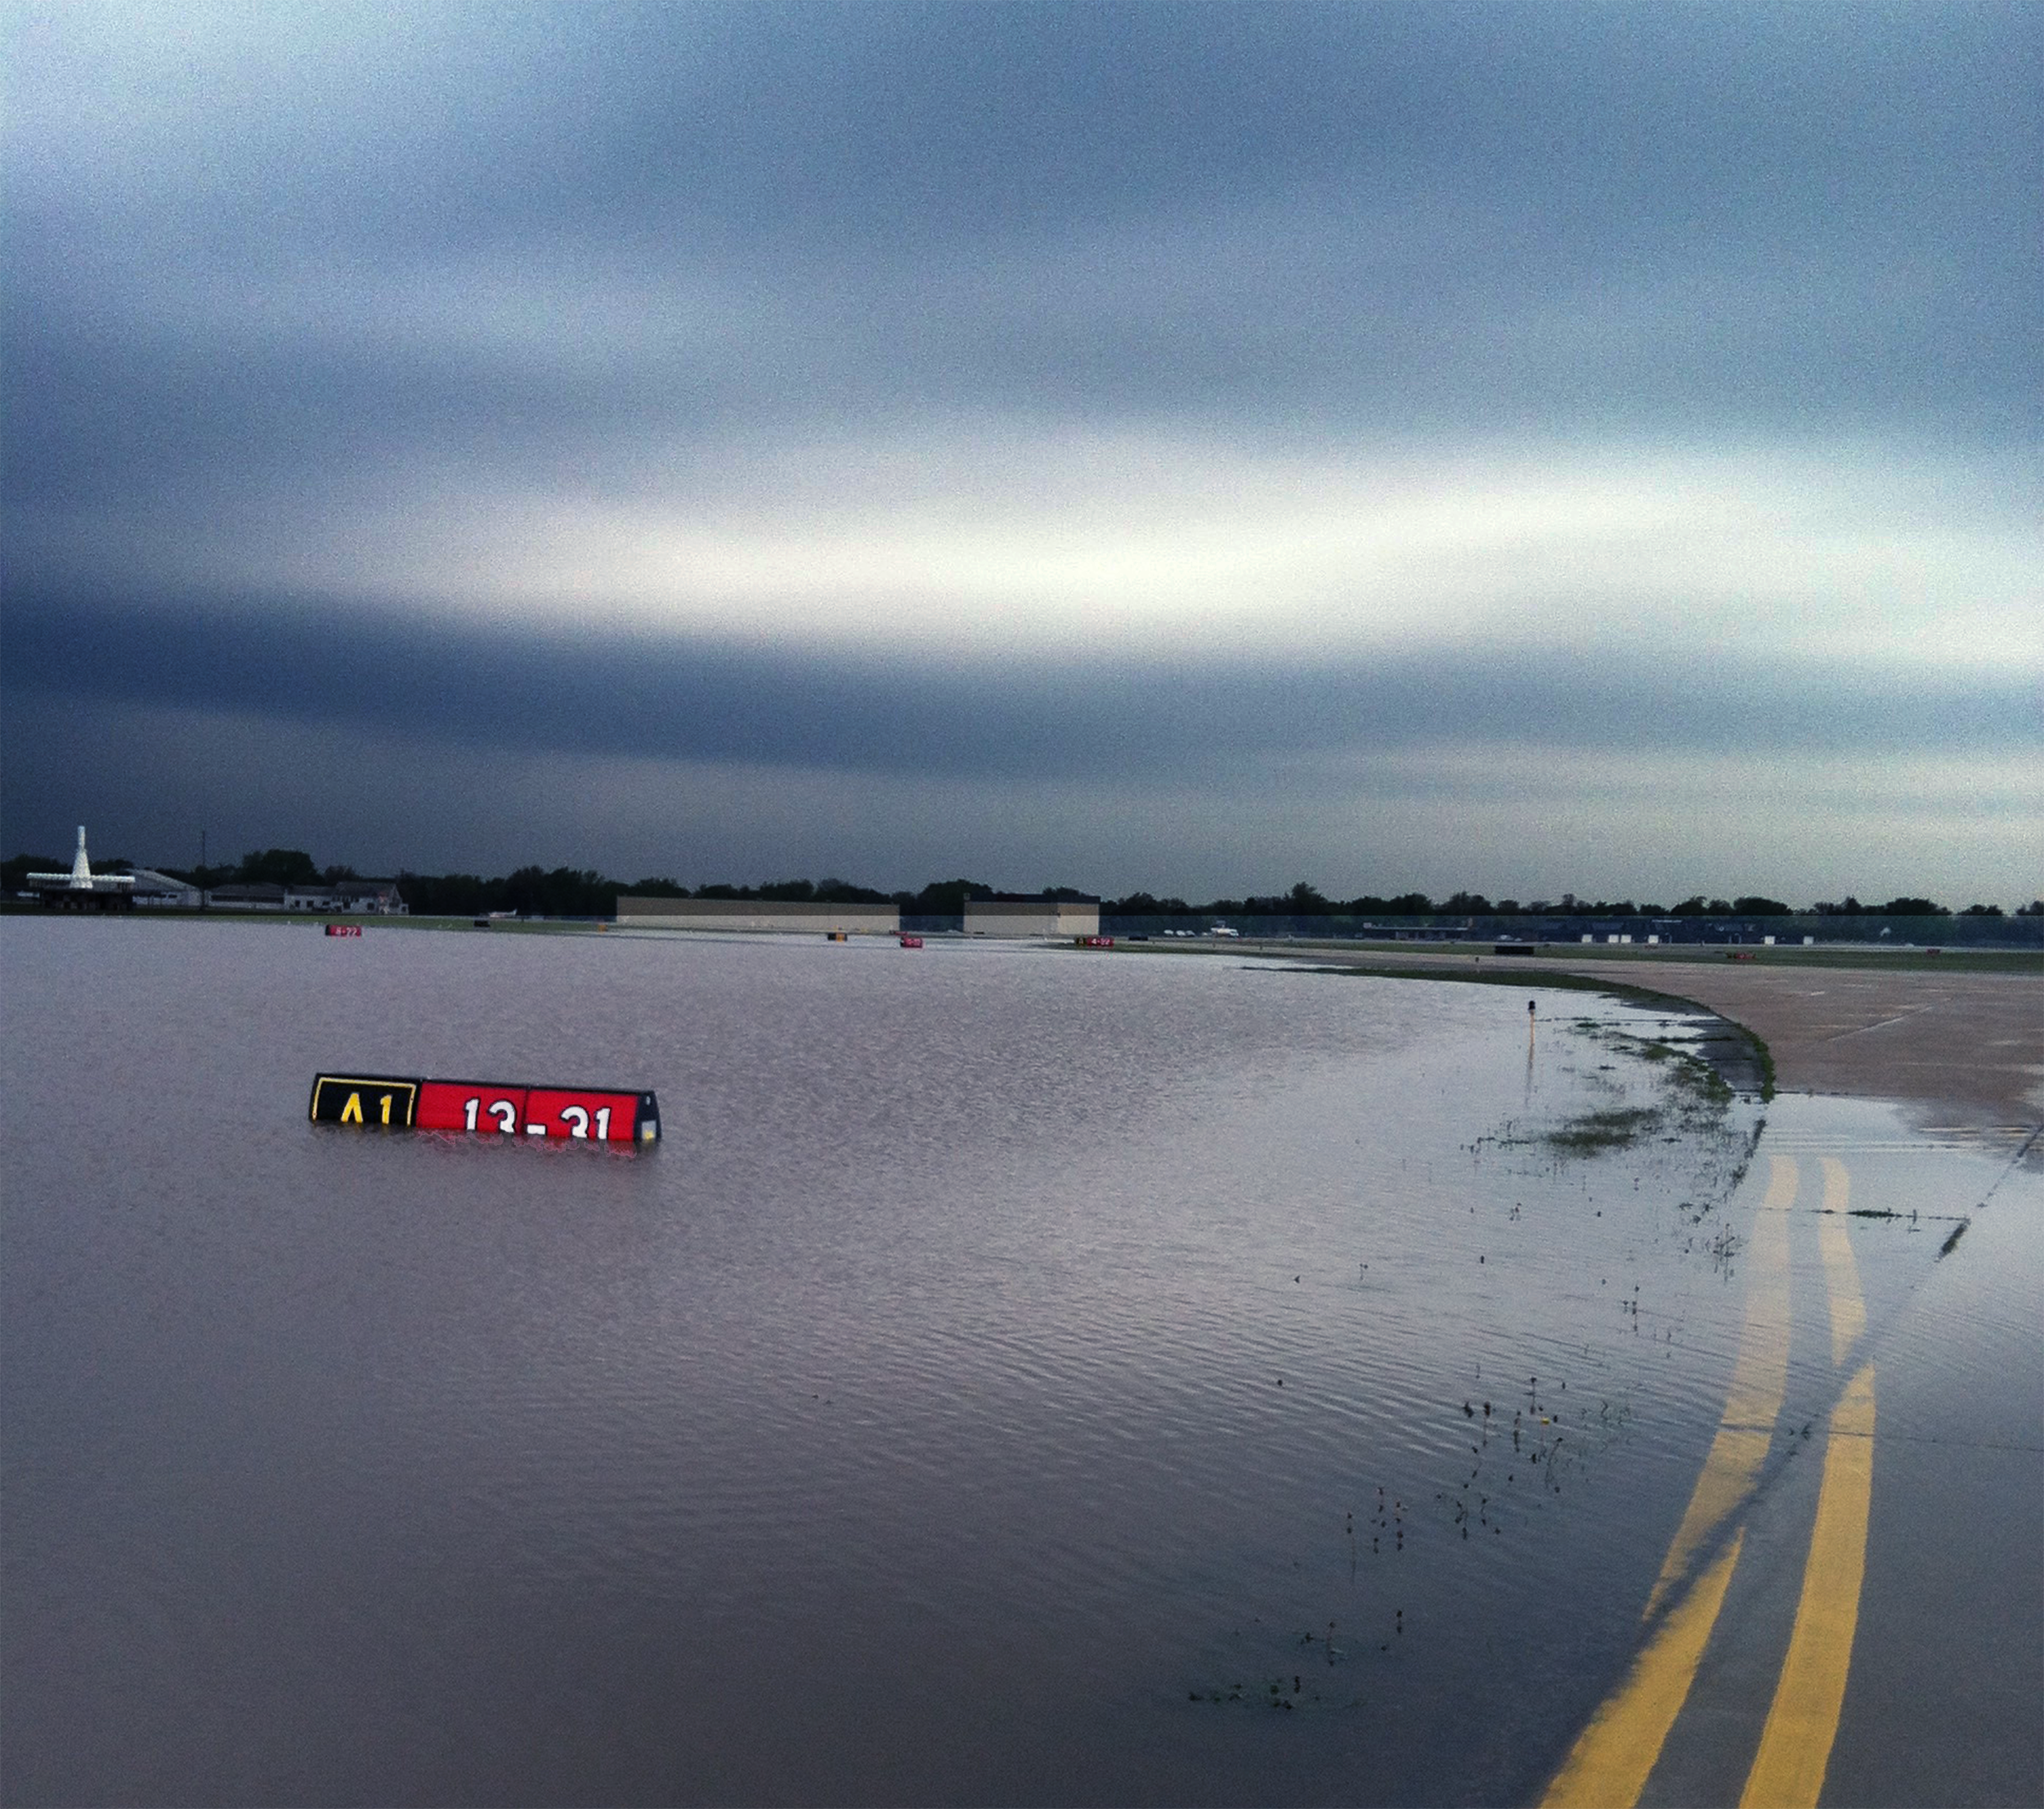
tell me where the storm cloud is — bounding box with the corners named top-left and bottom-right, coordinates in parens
top-left (4, 2), bottom-right (2037, 896)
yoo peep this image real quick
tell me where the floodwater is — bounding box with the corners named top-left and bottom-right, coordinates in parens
top-left (0, 918), bottom-right (2016, 1805)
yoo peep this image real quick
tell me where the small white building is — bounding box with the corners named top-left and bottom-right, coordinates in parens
top-left (283, 880), bottom-right (408, 915)
top-left (964, 896), bottom-right (1100, 938)
top-left (616, 896), bottom-right (900, 935)
top-left (130, 869), bottom-right (204, 909)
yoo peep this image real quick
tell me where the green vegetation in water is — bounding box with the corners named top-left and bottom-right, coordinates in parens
top-left (1544, 1106), bottom-right (1664, 1152)
top-left (1187, 1674), bottom-right (1360, 1712)
top-left (1527, 1016), bottom-right (1751, 1158)
top-left (1296, 960), bottom-right (1775, 1097)
top-left (1751, 1035), bottom-right (1777, 1101)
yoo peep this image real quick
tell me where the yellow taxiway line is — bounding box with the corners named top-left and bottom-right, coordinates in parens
top-left (1540, 1154), bottom-right (1882, 1807)
top-left (1739, 1361), bottom-right (1876, 1808)
top-left (1641, 1156), bottom-right (1795, 1622)
top-left (1541, 1532), bottom-right (1748, 1808)
top-left (1817, 1157), bottom-right (1866, 1367)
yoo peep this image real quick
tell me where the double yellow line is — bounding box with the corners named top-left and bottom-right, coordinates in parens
top-left (1543, 1156), bottom-right (1876, 1809)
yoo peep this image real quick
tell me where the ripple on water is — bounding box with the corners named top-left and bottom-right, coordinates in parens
top-left (3, 922), bottom-right (1779, 1805)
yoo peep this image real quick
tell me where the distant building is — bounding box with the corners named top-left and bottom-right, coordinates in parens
top-left (964, 896), bottom-right (1100, 938)
top-left (24, 827), bottom-right (136, 911)
top-left (129, 869), bottom-right (203, 909)
top-left (282, 880), bottom-right (408, 915)
top-left (615, 896), bottom-right (900, 935)
top-left (207, 882), bottom-right (288, 911)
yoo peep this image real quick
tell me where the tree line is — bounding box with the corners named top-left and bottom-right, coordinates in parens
top-left (3, 849), bottom-right (2036, 920)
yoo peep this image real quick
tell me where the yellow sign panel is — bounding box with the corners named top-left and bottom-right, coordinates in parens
top-left (308, 1075), bottom-right (419, 1128)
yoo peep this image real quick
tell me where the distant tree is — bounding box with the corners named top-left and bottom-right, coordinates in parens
top-left (1289, 881), bottom-right (1332, 913)
top-left (237, 848), bottom-right (320, 887)
top-left (1387, 891), bottom-right (1433, 914)
top-left (629, 877), bottom-right (691, 896)
top-left (1441, 891), bottom-right (1491, 913)
top-left (1880, 897), bottom-right (1947, 916)
top-left (2017, 900), bottom-right (2044, 917)
top-left (1493, 900), bottom-right (1522, 915)
top-left (1039, 885), bottom-right (1096, 902)
top-left (1636, 904), bottom-right (1665, 915)
top-left (500, 866), bottom-right (616, 917)
top-left (756, 879), bottom-right (817, 902)
top-left (320, 864), bottom-right (360, 883)
top-left (1708, 899), bottom-right (1732, 914)
top-left (812, 878), bottom-right (893, 904)
top-left (1960, 903), bottom-right (2004, 917)
top-left (905, 878), bottom-right (995, 916)
top-left (1341, 896), bottom-right (1391, 914)
top-left (397, 871), bottom-right (491, 915)
top-left (1731, 896), bottom-right (1791, 916)
top-left (2, 853), bottom-right (65, 890)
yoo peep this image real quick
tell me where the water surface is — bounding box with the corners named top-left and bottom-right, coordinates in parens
top-left (1, 918), bottom-right (1901, 1803)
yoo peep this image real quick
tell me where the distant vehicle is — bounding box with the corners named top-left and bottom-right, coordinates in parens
top-left (1209, 922), bottom-right (1240, 938)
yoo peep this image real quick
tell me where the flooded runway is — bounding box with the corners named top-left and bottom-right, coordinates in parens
top-left (1560, 1099), bottom-right (2043, 1809)
top-left (1, 920), bottom-right (2036, 1804)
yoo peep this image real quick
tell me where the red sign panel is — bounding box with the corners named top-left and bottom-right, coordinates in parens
top-left (524, 1088), bottom-right (643, 1142)
top-left (314, 1075), bottom-right (658, 1143)
top-left (416, 1080), bottom-right (528, 1135)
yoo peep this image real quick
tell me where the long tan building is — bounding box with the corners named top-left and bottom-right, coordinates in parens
top-left (964, 896), bottom-right (1100, 938)
top-left (615, 896), bottom-right (900, 935)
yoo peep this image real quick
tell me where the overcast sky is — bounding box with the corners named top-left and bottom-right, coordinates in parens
top-left (4, 2), bottom-right (2037, 901)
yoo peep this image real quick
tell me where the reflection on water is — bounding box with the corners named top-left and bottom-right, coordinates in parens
top-left (0, 921), bottom-right (1983, 1805)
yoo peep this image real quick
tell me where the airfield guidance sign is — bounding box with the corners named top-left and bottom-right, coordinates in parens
top-left (309, 1074), bottom-right (659, 1143)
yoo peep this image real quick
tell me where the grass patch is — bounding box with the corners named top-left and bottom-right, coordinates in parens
top-left (1277, 958), bottom-right (1774, 1098)
top-left (1544, 1106), bottom-right (1663, 1152)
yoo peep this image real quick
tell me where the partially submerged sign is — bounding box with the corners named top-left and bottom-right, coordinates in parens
top-left (309, 1074), bottom-right (659, 1143)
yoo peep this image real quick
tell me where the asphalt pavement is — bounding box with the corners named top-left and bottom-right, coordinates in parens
top-left (1200, 940), bottom-right (2043, 1807)
top-left (1544, 1114), bottom-right (2041, 1808)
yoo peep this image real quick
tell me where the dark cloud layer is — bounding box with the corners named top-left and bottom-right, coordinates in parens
top-left (3, 3), bottom-right (2037, 892)
top-left (8, 586), bottom-right (2032, 782)
top-left (7, 2), bottom-right (2036, 527)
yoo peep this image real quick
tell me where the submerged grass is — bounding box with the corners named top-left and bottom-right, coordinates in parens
top-left (1544, 1106), bottom-right (1665, 1152)
top-left (1521, 1014), bottom-right (1750, 1160)
top-left (1288, 958), bottom-right (1775, 1101)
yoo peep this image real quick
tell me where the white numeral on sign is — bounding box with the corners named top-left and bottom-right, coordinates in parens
top-left (490, 1100), bottom-right (518, 1133)
top-left (561, 1106), bottom-right (589, 1138)
top-left (595, 1106), bottom-right (612, 1140)
top-left (464, 1097), bottom-right (479, 1131)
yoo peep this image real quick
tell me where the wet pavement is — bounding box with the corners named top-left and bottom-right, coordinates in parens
top-left (1240, 942), bottom-right (2044, 1133)
top-left (1540, 1097), bottom-right (2042, 1809)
